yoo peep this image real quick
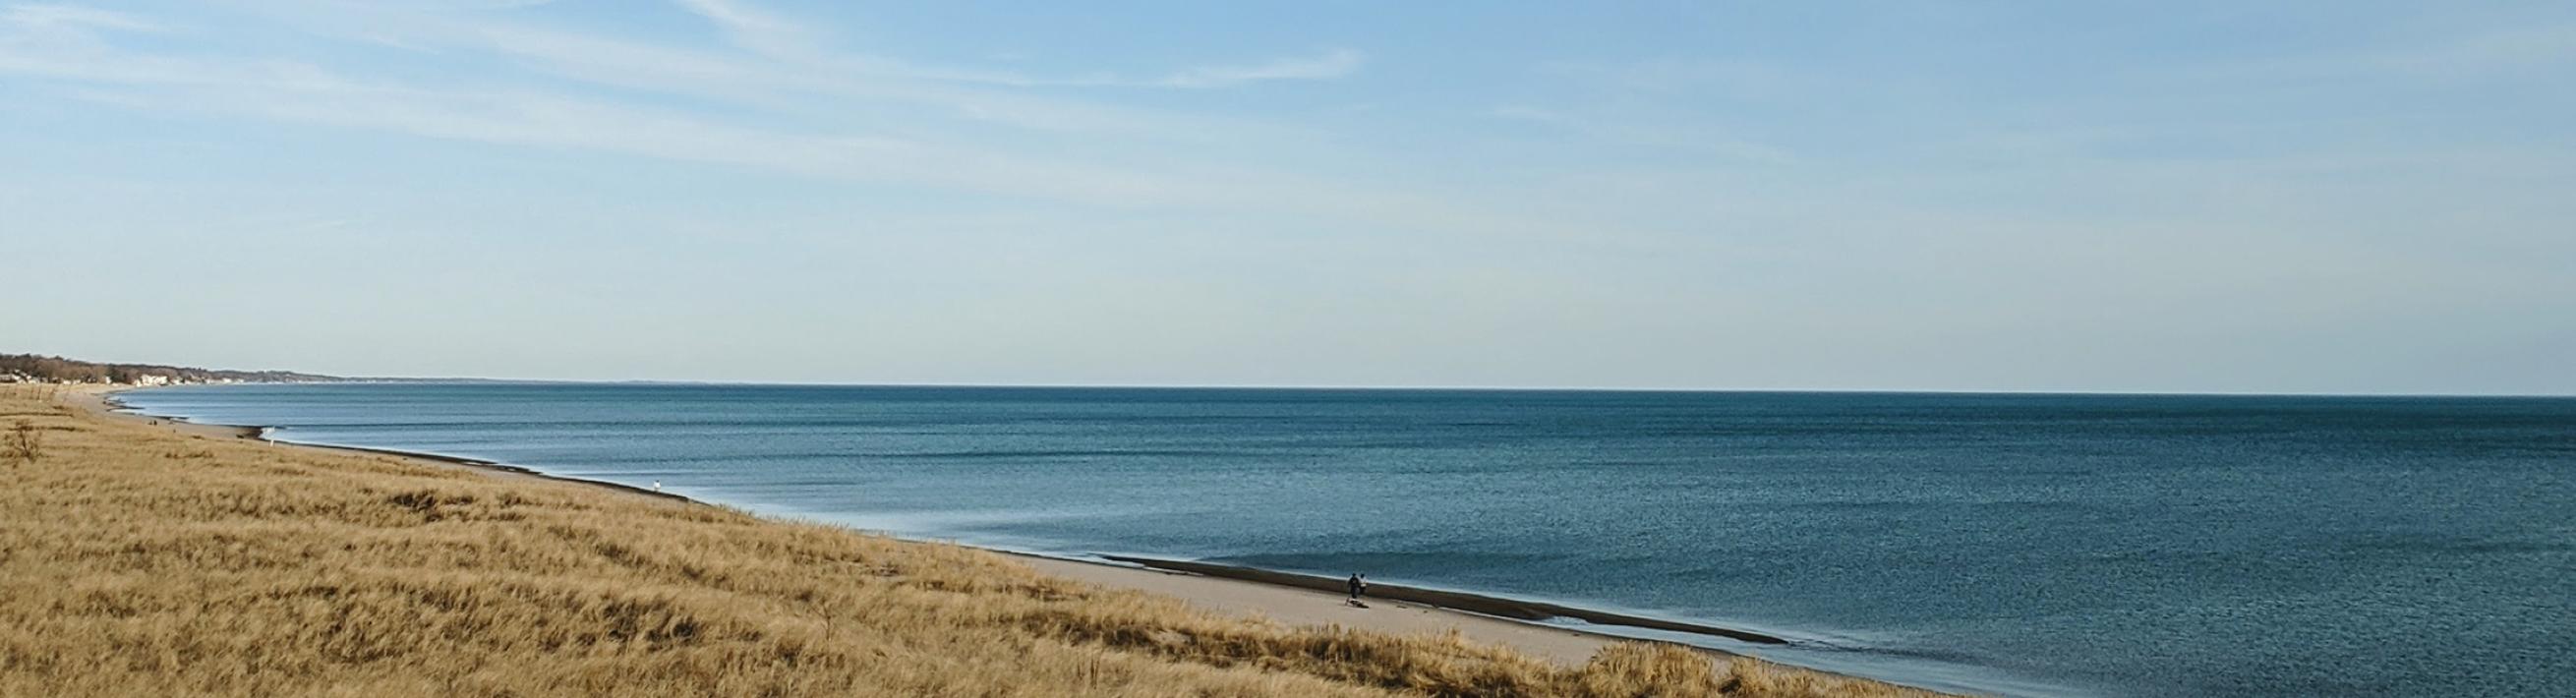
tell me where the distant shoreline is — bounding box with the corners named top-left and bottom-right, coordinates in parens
top-left (85, 389), bottom-right (691, 504)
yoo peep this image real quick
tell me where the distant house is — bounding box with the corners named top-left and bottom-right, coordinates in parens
top-left (132, 375), bottom-right (174, 386)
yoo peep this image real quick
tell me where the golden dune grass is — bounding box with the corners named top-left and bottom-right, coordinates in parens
top-left (0, 384), bottom-right (1938, 697)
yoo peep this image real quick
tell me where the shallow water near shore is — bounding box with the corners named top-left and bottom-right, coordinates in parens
top-left (119, 383), bottom-right (2576, 696)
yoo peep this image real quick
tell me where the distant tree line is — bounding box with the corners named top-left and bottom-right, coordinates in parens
top-left (0, 354), bottom-right (337, 384)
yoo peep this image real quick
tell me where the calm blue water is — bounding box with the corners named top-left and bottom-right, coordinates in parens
top-left (118, 383), bottom-right (2576, 696)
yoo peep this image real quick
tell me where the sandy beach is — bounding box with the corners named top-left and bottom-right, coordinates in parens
top-left (1017, 556), bottom-right (1619, 666)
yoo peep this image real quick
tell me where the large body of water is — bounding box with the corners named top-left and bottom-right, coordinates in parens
top-left (118, 382), bottom-right (2574, 696)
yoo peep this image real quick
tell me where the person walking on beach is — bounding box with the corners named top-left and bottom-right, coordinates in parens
top-left (1347, 573), bottom-right (1368, 603)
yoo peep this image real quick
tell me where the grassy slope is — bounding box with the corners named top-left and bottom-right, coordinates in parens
top-left (0, 385), bottom-right (1935, 697)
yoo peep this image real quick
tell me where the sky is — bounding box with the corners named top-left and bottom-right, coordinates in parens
top-left (3, 1), bottom-right (2572, 393)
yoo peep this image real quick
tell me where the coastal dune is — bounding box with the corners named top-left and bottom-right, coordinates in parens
top-left (0, 384), bottom-right (1934, 697)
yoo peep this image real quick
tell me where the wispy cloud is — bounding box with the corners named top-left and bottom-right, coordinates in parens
top-left (669, 0), bottom-right (810, 57)
top-left (1, 3), bottom-right (164, 32)
top-left (885, 46), bottom-right (1369, 89)
top-left (1153, 47), bottom-right (1364, 87)
top-left (227, 0), bottom-right (1365, 146)
top-left (38, 63), bottom-right (1212, 207)
top-left (661, 0), bottom-right (1362, 90)
top-left (0, 0), bottom-right (1530, 236)
top-left (0, 5), bottom-right (1174, 205)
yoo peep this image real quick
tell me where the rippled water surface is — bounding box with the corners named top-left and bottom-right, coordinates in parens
top-left (119, 383), bottom-right (2576, 696)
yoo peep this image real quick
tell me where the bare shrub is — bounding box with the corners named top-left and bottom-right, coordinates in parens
top-left (4, 419), bottom-right (37, 467)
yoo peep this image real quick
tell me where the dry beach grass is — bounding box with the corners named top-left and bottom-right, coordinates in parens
top-left (0, 384), bottom-right (1935, 697)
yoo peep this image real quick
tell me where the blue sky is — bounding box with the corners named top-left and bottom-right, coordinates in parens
top-left (4, 1), bottom-right (2572, 393)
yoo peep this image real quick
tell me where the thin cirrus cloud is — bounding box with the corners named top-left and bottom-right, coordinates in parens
top-left (659, 0), bottom-right (1365, 89)
top-left (149, 0), bottom-right (1382, 167)
top-left (777, 44), bottom-right (1369, 90)
top-left (1151, 47), bottom-right (1365, 88)
top-left (0, 0), bottom-right (1408, 214)
top-left (669, 0), bottom-right (812, 57)
top-left (779, 46), bottom-right (1368, 90)
top-left (0, 3), bottom-right (163, 32)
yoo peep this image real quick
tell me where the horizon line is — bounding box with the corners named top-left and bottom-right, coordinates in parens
top-left (213, 376), bottom-right (2576, 400)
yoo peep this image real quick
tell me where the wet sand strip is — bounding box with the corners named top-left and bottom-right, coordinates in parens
top-left (1101, 554), bottom-right (1790, 646)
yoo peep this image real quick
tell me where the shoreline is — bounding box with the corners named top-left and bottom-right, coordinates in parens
top-left (1097, 555), bottom-right (1789, 646)
top-left (81, 389), bottom-right (695, 504)
top-left (87, 384), bottom-right (1938, 691)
